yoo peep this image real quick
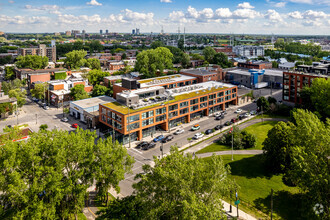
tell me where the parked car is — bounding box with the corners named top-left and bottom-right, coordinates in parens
top-left (221, 110), bottom-right (227, 115)
top-left (142, 144), bottom-right (150, 150)
top-left (215, 115), bottom-right (224, 120)
top-left (61, 117), bottom-right (69, 122)
top-left (235, 108), bottom-right (242, 113)
top-left (136, 141), bottom-right (148, 149)
top-left (214, 125), bottom-right (223, 130)
top-left (191, 124), bottom-right (200, 131)
top-left (193, 132), bottom-right (204, 139)
top-left (174, 128), bottom-right (184, 135)
top-left (32, 97), bottom-right (37, 101)
top-left (153, 135), bottom-right (164, 142)
top-left (148, 142), bottom-right (156, 149)
top-left (43, 105), bottom-right (49, 110)
top-left (250, 110), bottom-right (257, 115)
top-left (231, 118), bottom-right (237, 123)
top-left (162, 135), bottom-right (174, 143)
top-left (34, 98), bottom-right (39, 103)
top-left (224, 121), bottom-right (231, 126)
top-left (71, 123), bottom-right (78, 128)
top-left (238, 114), bottom-right (245, 120)
top-left (214, 112), bottom-right (221, 117)
top-left (205, 129), bottom-right (213, 135)
top-left (244, 112), bottom-right (251, 117)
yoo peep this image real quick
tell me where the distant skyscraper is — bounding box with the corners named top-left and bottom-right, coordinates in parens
top-left (82, 30), bottom-right (86, 34)
top-left (136, 28), bottom-right (140, 35)
top-left (106, 29), bottom-right (109, 34)
top-left (132, 29), bottom-right (136, 35)
top-left (100, 30), bottom-right (103, 34)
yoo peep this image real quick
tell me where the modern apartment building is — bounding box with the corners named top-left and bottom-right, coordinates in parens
top-left (99, 79), bottom-right (238, 144)
top-left (180, 66), bottom-right (224, 82)
top-left (233, 46), bottom-right (264, 58)
top-left (283, 61), bottom-right (329, 104)
top-left (18, 44), bottom-right (56, 62)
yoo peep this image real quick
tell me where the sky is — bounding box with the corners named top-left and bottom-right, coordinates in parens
top-left (0, 0), bottom-right (329, 35)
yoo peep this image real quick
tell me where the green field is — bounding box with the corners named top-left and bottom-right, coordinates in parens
top-left (203, 154), bottom-right (303, 219)
top-left (197, 121), bottom-right (278, 154)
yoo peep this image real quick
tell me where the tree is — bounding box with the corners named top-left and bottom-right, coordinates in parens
top-left (0, 55), bottom-right (12, 65)
top-left (85, 58), bottom-right (101, 70)
top-left (271, 61), bottom-right (279, 68)
top-left (212, 52), bottom-right (232, 68)
top-left (150, 40), bottom-right (164, 49)
top-left (203, 46), bottom-right (216, 63)
top-left (300, 78), bottom-right (330, 120)
top-left (16, 55), bottom-right (48, 70)
top-left (99, 147), bottom-right (233, 219)
top-left (8, 88), bottom-right (26, 107)
top-left (1, 79), bottom-right (22, 95)
top-left (4, 66), bottom-right (15, 80)
top-left (241, 130), bottom-right (256, 149)
top-left (178, 38), bottom-right (184, 51)
top-left (31, 83), bottom-right (48, 100)
top-left (92, 84), bottom-right (109, 97)
top-left (64, 50), bottom-right (87, 70)
top-left (180, 53), bottom-right (190, 68)
top-left (0, 128), bottom-right (133, 219)
top-left (86, 69), bottom-right (110, 86)
top-left (257, 96), bottom-right (270, 112)
top-left (39, 124), bottom-right (48, 130)
top-left (190, 53), bottom-right (205, 60)
top-left (135, 47), bottom-right (173, 76)
top-left (263, 121), bottom-right (295, 173)
top-left (70, 84), bottom-right (89, 100)
top-left (288, 109), bottom-right (330, 218)
top-left (88, 40), bottom-right (103, 55)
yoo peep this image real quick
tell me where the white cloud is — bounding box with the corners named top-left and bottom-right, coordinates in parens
top-left (232, 8), bottom-right (260, 19)
top-left (160, 0), bottom-right (172, 3)
top-left (86, 0), bottom-right (102, 6)
top-left (288, 11), bottom-right (303, 19)
top-left (264, 9), bottom-right (283, 22)
top-left (288, 0), bottom-right (330, 5)
top-left (24, 4), bottom-right (61, 15)
top-left (169, 11), bottom-right (187, 23)
top-left (186, 6), bottom-right (199, 19)
top-left (8, 0), bottom-right (15, 3)
top-left (215, 8), bottom-right (232, 18)
top-left (303, 10), bottom-right (328, 19)
top-left (237, 2), bottom-right (254, 9)
top-left (288, 0), bottom-right (313, 4)
top-left (303, 20), bottom-right (322, 26)
top-left (275, 2), bottom-right (287, 7)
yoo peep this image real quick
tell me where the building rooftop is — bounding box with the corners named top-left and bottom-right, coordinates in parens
top-left (228, 68), bottom-right (283, 76)
top-left (102, 81), bottom-right (235, 115)
top-left (180, 68), bottom-right (219, 76)
top-left (71, 96), bottom-right (116, 109)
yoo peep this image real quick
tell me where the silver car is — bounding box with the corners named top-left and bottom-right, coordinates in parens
top-left (174, 128), bottom-right (184, 135)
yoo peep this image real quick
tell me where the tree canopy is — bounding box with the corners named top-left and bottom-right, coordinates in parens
top-left (135, 47), bottom-right (173, 77)
top-left (70, 84), bottom-right (89, 100)
top-left (203, 46), bottom-right (216, 63)
top-left (99, 147), bottom-right (233, 220)
top-left (31, 83), bottom-right (48, 100)
top-left (85, 69), bottom-right (110, 86)
top-left (92, 84), bottom-right (110, 97)
top-left (0, 128), bottom-right (134, 219)
top-left (16, 55), bottom-right (48, 70)
top-left (64, 50), bottom-right (87, 70)
top-left (85, 58), bottom-right (101, 70)
top-left (4, 66), bottom-right (15, 80)
top-left (8, 88), bottom-right (26, 107)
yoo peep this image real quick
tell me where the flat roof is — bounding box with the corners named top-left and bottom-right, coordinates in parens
top-left (228, 68), bottom-right (283, 77)
top-left (180, 69), bottom-right (218, 76)
top-left (137, 74), bottom-right (196, 88)
top-left (71, 96), bottom-right (116, 109)
top-left (102, 81), bottom-right (235, 115)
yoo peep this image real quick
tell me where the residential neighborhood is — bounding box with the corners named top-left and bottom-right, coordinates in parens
top-left (0, 1), bottom-right (329, 219)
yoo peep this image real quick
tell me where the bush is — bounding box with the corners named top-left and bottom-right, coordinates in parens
top-left (39, 124), bottom-right (48, 130)
top-left (218, 126), bottom-right (256, 149)
top-left (241, 130), bottom-right (256, 149)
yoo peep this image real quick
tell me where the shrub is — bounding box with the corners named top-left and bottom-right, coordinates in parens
top-left (39, 124), bottom-right (48, 131)
top-left (54, 72), bottom-right (67, 80)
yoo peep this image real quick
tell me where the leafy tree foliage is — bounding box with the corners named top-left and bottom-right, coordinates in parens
top-left (166, 46), bottom-right (190, 68)
top-left (212, 52), bottom-right (233, 68)
top-left (39, 124), bottom-right (48, 130)
top-left (257, 96), bottom-right (270, 112)
top-left (0, 55), bottom-right (12, 65)
top-left (88, 40), bottom-right (103, 55)
top-left (219, 126), bottom-right (256, 149)
top-left (16, 55), bottom-right (48, 70)
top-left (135, 47), bottom-right (173, 76)
top-left (1, 79), bottom-right (22, 95)
top-left (263, 121), bottom-right (295, 173)
top-left (92, 84), bottom-right (110, 97)
top-left (85, 69), bottom-right (110, 86)
top-left (99, 147), bottom-right (233, 220)
top-left (85, 58), bottom-right (101, 70)
top-left (203, 46), bottom-right (216, 63)
top-left (64, 50), bottom-right (87, 70)
top-left (0, 129), bottom-right (133, 219)
top-left (150, 40), bottom-right (164, 49)
top-left (31, 83), bottom-right (48, 100)
top-left (190, 53), bottom-right (205, 61)
top-left (300, 78), bottom-right (330, 119)
top-left (4, 66), bottom-right (16, 80)
top-left (8, 88), bottom-right (26, 107)
top-left (70, 84), bottom-right (89, 100)
top-left (177, 39), bottom-right (184, 51)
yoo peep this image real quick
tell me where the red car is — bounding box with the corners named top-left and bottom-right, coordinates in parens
top-left (72, 123), bottom-right (78, 128)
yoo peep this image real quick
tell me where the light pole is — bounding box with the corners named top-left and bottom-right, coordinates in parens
top-left (231, 126), bottom-right (234, 161)
top-left (35, 114), bottom-right (37, 124)
top-left (62, 91), bottom-right (64, 117)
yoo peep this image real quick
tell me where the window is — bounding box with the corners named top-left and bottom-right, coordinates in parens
top-left (107, 117), bottom-right (111, 125)
top-left (169, 111), bottom-right (178, 118)
top-left (190, 105), bottom-right (198, 112)
top-left (169, 104), bottom-right (178, 111)
top-left (107, 110), bottom-right (111, 117)
top-left (209, 94), bottom-right (216, 99)
top-left (156, 115), bottom-right (166, 122)
top-left (102, 108), bottom-right (106, 115)
top-left (200, 102), bottom-right (207, 108)
top-left (156, 107), bottom-right (166, 115)
top-left (200, 96), bottom-right (207, 102)
top-left (185, 81), bottom-right (191, 85)
top-left (190, 98), bottom-right (199, 105)
top-left (225, 95), bottom-right (231, 101)
top-left (232, 94), bottom-right (236, 98)
top-left (127, 122), bottom-right (139, 131)
top-left (209, 100), bottom-right (216, 105)
top-left (142, 110), bottom-right (154, 119)
top-left (101, 115), bottom-right (106, 122)
top-left (217, 97), bottom-right (224, 103)
top-left (225, 90), bottom-right (231, 95)
top-left (180, 101), bottom-right (188, 108)
top-left (232, 88), bottom-right (236, 93)
top-left (127, 114), bottom-right (139, 123)
top-left (218, 92), bottom-right (224, 97)
top-left (142, 118), bottom-right (154, 127)
top-left (180, 108), bottom-right (189, 115)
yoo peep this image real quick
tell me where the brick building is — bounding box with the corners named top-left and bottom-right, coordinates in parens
top-left (180, 66), bottom-right (224, 82)
top-left (238, 61), bottom-right (272, 70)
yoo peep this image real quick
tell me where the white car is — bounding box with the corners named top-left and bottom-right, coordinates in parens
top-left (244, 112), bottom-right (251, 117)
top-left (61, 117), bottom-right (69, 122)
top-left (235, 109), bottom-right (242, 113)
top-left (174, 128), bottom-right (184, 135)
top-left (44, 106), bottom-right (49, 110)
top-left (193, 133), bottom-right (204, 140)
top-left (214, 112), bottom-right (221, 117)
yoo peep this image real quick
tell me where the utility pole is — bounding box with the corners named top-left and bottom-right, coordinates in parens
top-left (35, 114), bottom-right (37, 124)
top-left (160, 142), bottom-right (164, 158)
top-left (231, 127), bottom-right (234, 161)
top-left (271, 189), bottom-right (274, 220)
top-left (236, 190), bottom-right (239, 218)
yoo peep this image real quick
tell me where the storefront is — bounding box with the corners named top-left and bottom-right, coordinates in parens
top-left (169, 116), bottom-right (186, 128)
top-left (142, 126), bottom-right (156, 138)
top-left (190, 110), bottom-right (205, 121)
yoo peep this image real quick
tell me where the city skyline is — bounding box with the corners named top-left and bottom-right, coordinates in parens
top-left (0, 0), bottom-right (329, 35)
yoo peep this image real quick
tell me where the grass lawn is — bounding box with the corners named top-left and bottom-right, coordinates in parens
top-left (196, 121), bottom-right (278, 154)
top-left (203, 154), bottom-right (303, 219)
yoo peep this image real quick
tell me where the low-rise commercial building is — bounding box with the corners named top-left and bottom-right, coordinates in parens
top-left (238, 61), bottom-right (272, 70)
top-left (180, 66), bottom-right (224, 82)
top-left (99, 81), bottom-right (238, 143)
